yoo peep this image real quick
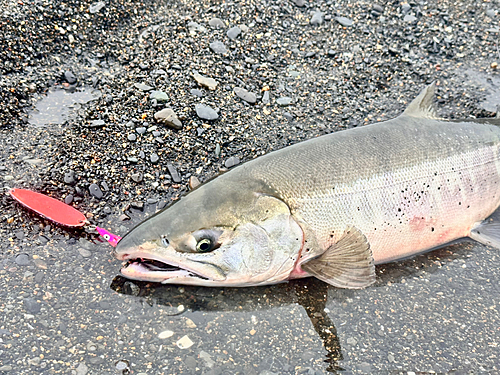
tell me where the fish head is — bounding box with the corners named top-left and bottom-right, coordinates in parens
top-left (114, 177), bottom-right (304, 286)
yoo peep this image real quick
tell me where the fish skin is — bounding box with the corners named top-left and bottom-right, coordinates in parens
top-left (114, 85), bottom-right (500, 287)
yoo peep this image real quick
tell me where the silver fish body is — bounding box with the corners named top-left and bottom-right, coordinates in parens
top-left (114, 84), bottom-right (500, 288)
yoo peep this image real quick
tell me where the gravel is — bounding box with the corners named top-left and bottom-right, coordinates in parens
top-left (0, 0), bottom-right (499, 373)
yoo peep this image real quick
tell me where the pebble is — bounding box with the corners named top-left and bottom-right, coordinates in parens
top-left (24, 297), bottom-right (41, 314)
top-left (336, 16), bottom-right (353, 27)
top-left (190, 89), bottom-right (203, 97)
top-left (310, 12), bottom-right (324, 26)
top-left (199, 351), bottom-right (215, 368)
top-left (209, 18), bottom-right (225, 29)
top-left (115, 360), bottom-right (129, 371)
top-left (158, 330), bottom-right (174, 339)
top-left (195, 104), bottom-right (218, 120)
top-left (64, 194), bottom-right (74, 204)
top-left (373, 4), bottom-right (384, 13)
top-left (167, 164), bottom-right (181, 182)
top-left (89, 1), bottom-right (105, 13)
top-left (227, 26), bottom-right (241, 40)
top-left (234, 87), bottom-right (256, 104)
top-left (34, 259), bottom-right (47, 269)
top-left (127, 133), bottom-right (137, 141)
top-left (134, 82), bottom-right (153, 91)
top-left (154, 108), bottom-right (183, 129)
top-left (64, 170), bottom-right (76, 185)
top-left (189, 176), bottom-right (200, 189)
top-left (15, 253), bottom-right (30, 266)
top-left (89, 183), bottom-right (103, 199)
top-left (0, 366), bottom-right (13, 372)
top-left (89, 119), bottom-right (105, 127)
top-left (404, 14), bottom-right (417, 22)
top-left (276, 97), bottom-right (292, 106)
top-left (75, 362), bottom-right (88, 375)
top-left (150, 153), bottom-right (159, 164)
top-left (136, 127), bottom-right (147, 134)
top-left (346, 337), bottom-right (357, 345)
top-left (209, 41), bottom-right (227, 54)
top-left (185, 318), bottom-right (197, 328)
top-left (176, 335), bottom-right (194, 349)
top-left (292, 0), bottom-right (305, 6)
top-left (78, 248), bottom-right (92, 258)
top-left (262, 91), bottom-right (270, 104)
top-left (193, 73), bottom-right (217, 90)
top-left (224, 156), bottom-right (240, 168)
top-left (131, 172), bottom-right (143, 183)
top-left (64, 71), bottom-right (77, 84)
top-left (149, 90), bottom-right (169, 102)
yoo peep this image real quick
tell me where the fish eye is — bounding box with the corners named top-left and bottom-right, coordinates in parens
top-left (161, 235), bottom-right (169, 247)
top-left (196, 238), bottom-right (213, 253)
top-left (103, 234), bottom-right (110, 240)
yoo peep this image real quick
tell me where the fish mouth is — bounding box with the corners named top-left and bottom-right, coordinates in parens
top-left (121, 258), bottom-right (210, 282)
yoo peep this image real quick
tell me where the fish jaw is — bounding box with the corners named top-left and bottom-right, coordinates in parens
top-left (116, 244), bottom-right (227, 284)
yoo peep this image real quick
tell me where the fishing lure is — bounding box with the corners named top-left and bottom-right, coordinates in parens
top-left (9, 188), bottom-right (121, 247)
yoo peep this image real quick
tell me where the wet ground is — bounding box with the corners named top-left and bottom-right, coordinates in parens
top-left (1, 0), bottom-right (500, 373)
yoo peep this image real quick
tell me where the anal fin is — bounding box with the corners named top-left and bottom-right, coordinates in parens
top-left (470, 222), bottom-right (500, 249)
top-left (302, 226), bottom-right (375, 289)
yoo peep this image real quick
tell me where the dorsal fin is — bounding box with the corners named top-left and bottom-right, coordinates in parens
top-left (403, 82), bottom-right (439, 119)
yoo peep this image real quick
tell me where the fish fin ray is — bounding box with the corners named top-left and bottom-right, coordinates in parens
top-left (470, 222), bottom-right (500, 250)
top-left (403, 81), bottom-right (439, 119)
top-left (302, 226), bottom-right (375, 289)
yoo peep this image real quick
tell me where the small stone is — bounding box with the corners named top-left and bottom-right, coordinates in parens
top-left (78, 248), bottom-right (92, 258)
top-left (0, 366), bottom-right (13, 372)
top-left (35, 271), bottom-right (45, 283)
top-left (262, 91), bottom-right (270, 104)
top-left (346, 337), bottom-right (357, 345)
top-left (64, 71), bottom-right (77, 84)
top-left (224, 156), bottom-right (240, 168)
top-left (119, 214), bottom-right (131, 221)
top-left (404, 14), bottom-right (417, 22)
top-left (64, 194), bottom-right (74, 204)
top-left (283, 112), bottom-right (294, 121)
top-left (154, 108), bottom-right (182, 129)
top-left (276, 97), bottom-right (292, 106)
top-left (115, 360), bottom-right (129, 371)
top-left (190, 89), bottom-right (203, 97)
top-left (176, 335), bottom-right (194, 349)
top-left (491, 62), bottom-right (498, 70)
top-left (34, 259), bottom-right (47, 269)
top-left (209, 18), bottom-right (225, 29)
top-left (227, 26), bottom-right (241, 40)
top-left (24, 297), bottom-right (41, 314)
top-left (234, 87), bottom-right (256, 104)
top-left (387, 353), bottom-right (395, 362)
top-left (158, 330), bottom-right (174, 339)
top-left (130, 201), bottom-right (144, 210)
top-left (136, 127), bottom-right (147, 134)
top-left (89, 1), bottom-right (105, 13)
top-left (195, 104), bottom-right (218, 120)
top-left (185, 318), bottom-right (197, 328)
top-left (401, 3), bottom-right (411, 13)
top-left (131, 172), bottom-right (143, 183)
top-left (127, 133), bottom-right (137, 141)
top-left (210, 41), bottom-right (227, 54)
top-left (292, 0), bottom-right (305, 6)
top-left (193, 73), bottom-right (218, 90)
top-left (310, 12), bottom-right (324, 25)
top-left (373, 4), bottom-right (384, 13)
top-left (189, 176), bottom-right (201, 189)
top-left (199, 351), bottom-right (215, 368)
top-left (89, 119), bottom-right (105, 127)
top-left (15, 253), bottom-right (30, 266)
top-left (486, 9), bottom-right (497, 18)
top-left (64, 170), bottom-right (76, 185)
top-left (150, 153), bottom-right (159, 164)
top-left (336, 16), bottom-right (353, 27)
top-left (134, 82), bottom-right (153, 91)
top-left (149, 90), bottom-right (169, 102)
top-left (167, 164), bottom-right (181, 182)
top-left (89, 183), bottom-right (103, 199)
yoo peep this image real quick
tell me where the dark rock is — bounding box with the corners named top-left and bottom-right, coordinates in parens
top-left (24, 297), bottom-right (41, 314)
top-left (64, 170), bottom-right (76, 185)
top-left (167, 164), bottom-right (181, 182)
top-left (89, 183), bottom-right (103, 199)
top-left (15, 253), bottom-right (30, 266)
top-left (130, 201), bottom-right (144, 210)
top-left (64, 194), bottom-right (74, 204)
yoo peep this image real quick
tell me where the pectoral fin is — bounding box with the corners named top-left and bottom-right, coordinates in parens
top-left (302, 226), bottom-right (375, 289)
